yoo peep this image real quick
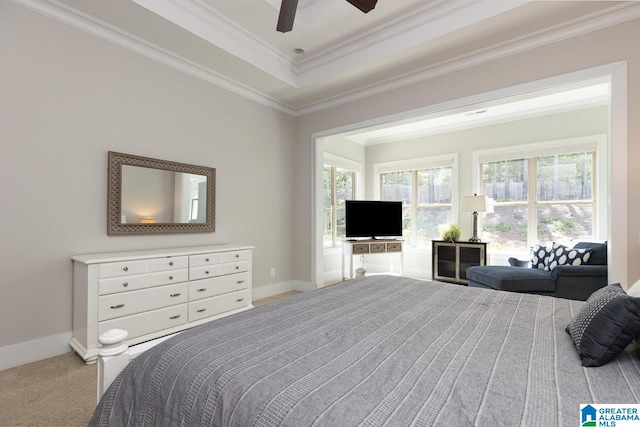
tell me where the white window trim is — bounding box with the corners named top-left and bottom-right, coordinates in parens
top-left (373, 154), bottom-right (459, 245)
top-left (471, 134), bottom-right (608, 249)
top-left (324, 152), bottom-right (364, 199)
top-left (324, 152), bottom-right (362, 173)
top-left (323, 154), bottom-right (362, 250)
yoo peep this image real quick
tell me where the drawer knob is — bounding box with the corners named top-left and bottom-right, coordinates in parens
top-left (205, 258), bottom-right (209, 262)
top-left (169, 275), bottom-right (173, 280)
top-left (123, 266), bottom-right (128, 272)
top-left (110, 304), bottom-right (125, 309)
top-left (197, 288), bottom-right (207, 292)
top-left (205, 271), bottom-right (209, 275)
top-left (197, 308), bottom-right (207, 313)
top-left (236, 298), bottom-right (245, 302)
top-left (235, 266), bottom-right (240, 270)
top-left (122, 282), bottom-right (128, 287)
top-left (170, 315), bottom-right (181, 320)
top-left (235, 254), bottom-right (239, 258)
top-left (169, 261), bottom-right (174, 266)
top-left (170, 293), bottom-right (181, 297)
top-left (237, 280), bottom-right (245, 284)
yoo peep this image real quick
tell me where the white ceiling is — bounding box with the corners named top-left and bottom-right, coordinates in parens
top-left (25, 0), bottom-right (640, 114)
top-left (343, 79), bottom-right (610, 145)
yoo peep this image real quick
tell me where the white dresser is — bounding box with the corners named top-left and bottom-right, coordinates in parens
top-left (71, 244), bottom-right (253, 363)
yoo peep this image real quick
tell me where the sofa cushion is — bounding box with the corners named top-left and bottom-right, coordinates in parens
top-left (566, 283), bottom-right (640, 366)
top-left (572, 241), bottom-right (607, 265)
top-left (466, 266), bottom-right (555, 293)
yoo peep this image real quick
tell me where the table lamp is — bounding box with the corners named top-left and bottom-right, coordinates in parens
top-left (461, 194), bottom-right (487, 242)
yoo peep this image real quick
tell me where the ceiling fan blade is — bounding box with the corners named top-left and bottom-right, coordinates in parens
top-left (277, 0), bottom-right (298, 33)
top-left (346, 0), bottom-right (378, 13)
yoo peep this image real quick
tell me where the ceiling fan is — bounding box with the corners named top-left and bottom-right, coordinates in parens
top-left (277, 0), bottom-right (379, 33)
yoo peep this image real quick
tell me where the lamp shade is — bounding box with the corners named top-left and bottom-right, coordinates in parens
top-left (461, 194), bottom-right (487, 212)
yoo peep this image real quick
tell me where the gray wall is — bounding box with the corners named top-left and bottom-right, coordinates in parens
top-left (1, 3), bottom-right (296, 349)
top-left (294, 20), bottom-right (640, 287)
top-left (366, 106), bottom-right (609, 236)
top-left (2, 0), bottom-right (639, 366)
top-left (321, 107), bottom-right (608, 282)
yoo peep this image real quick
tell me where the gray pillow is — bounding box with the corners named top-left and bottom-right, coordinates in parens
top-left (566, 283), bottom-right (640, 367)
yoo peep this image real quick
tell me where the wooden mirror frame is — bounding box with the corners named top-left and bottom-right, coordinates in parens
top-left (107, 151), bottom-right (215, 235)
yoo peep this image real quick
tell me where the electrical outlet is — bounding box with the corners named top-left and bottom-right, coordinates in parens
top-left (270, 268), bottom-right (276, 277)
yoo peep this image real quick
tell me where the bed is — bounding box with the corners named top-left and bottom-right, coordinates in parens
top-left (89, 275), bottom-right (640, 426)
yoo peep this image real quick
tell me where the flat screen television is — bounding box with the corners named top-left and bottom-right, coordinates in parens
top-left (345, 200), bottom-right (403, 239)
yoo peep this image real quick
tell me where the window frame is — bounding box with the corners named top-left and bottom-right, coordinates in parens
top-left (374, 154), bottom-right (458, 246)
top-left (323, 154), bottom-right (361, 248)
top-left (472, 135), bottom-right (607, 253)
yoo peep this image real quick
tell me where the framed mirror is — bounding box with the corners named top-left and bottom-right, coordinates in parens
top-left (107, 152), bottom-right (215, 235)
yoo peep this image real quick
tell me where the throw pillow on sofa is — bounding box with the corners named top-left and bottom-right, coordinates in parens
top-left (572, 241), bottom-right (607, 265)
top-left (545, 243), bottom-right (591, 271)
top-left (530, 244), bottom-right (554, 269)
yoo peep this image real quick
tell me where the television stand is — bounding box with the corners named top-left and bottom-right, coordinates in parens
top-left (342, 239), bottom-right (403, 280)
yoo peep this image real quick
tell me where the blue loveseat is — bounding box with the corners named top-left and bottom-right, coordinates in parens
top-left (466, 241), bottom-right (608, 301)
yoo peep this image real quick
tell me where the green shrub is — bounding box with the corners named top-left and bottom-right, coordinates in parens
top-left (493, 222), bottom-right (513, 233)
top-left (556, 219), bottom-right (577, 234)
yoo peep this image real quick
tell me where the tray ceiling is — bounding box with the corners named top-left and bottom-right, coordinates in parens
top-left (24, 0), bottom-right (640, 114)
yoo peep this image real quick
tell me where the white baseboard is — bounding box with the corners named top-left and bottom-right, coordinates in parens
top-left (252, 280), bottom-right (315, 301)
top-left (0, 332), bottom-right (73, 372)
top-left (323, 269), bottom-right (343, 283)
top-left (1, 281), bottom-right (317, 372)
top-left (291, 280), bottom-right (316, 293)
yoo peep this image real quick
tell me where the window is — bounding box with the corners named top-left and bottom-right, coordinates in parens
top-left (323, 165), bottom-right (356, 247)
top-left (481, 150), bottom-right (596, 253)
top-left (378, 157), bottom-right (455, 246)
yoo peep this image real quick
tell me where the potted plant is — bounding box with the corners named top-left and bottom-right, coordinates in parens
top-left (439, 224), bottom-right (461, 242)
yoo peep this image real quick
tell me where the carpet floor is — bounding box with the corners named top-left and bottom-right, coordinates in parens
top-left (0, 291), bottom-right (301, 426)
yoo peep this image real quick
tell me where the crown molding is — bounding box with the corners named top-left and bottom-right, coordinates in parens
top-left (129, 0), bottom-right (531, 88)
top-left (296, 0), bottom-right (470, 70)
top-left (295, 0), bottom-right (530, 86)
top-left (132, 0), bottom-right (297, 86)
top-left (9, 0), bottom-right (640, 118)
top-left (10, 0), bottom-right (297, 115)
top-left (296, 2), bottom-right (640, 116)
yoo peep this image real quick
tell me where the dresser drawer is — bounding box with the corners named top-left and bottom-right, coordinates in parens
top-left (98, 283), bottom-right (188, 321)
top-left (189, 272), bottom-right (249, 301)
top-left (99, 274), bottom-right (148, 295)
top-left (221, 250), bottom-right (250, 263)
top-left (370, 243), bottom-right (386, 253)
top-left (98, 304), bottom-right (187, 340)
top-left (149, 268), bottom-right (188, 287)
top-left (352, 244), bottom-right (370, 254)
top-left (148, 256), bottom-right (188, 272)
top-left (190, 253), bottom-right (222, 268)
top-left (188, 289), bottom-right (250, 322)
top-left (190, 264), bottom-right (223, 280)
top-left (222, 260), bottom-right (249, 275)
top-left (99, 260), bottom-right (147, 279)
top-left (387, 242), bottom-right (402, 252)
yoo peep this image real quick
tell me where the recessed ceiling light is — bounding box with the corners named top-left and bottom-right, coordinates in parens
top-left (465, 109), bottom-right (487, 116)
top-left (293, 48), bottom-right (305, 54)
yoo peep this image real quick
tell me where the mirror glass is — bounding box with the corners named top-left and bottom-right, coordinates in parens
top-left (107, 151), bottom-right (215, 235)
top-left (120, 166), bottom-right (207, 224)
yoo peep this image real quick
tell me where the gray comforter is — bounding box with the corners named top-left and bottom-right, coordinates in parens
top-left (90, 275), bottom-right (640, 426)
